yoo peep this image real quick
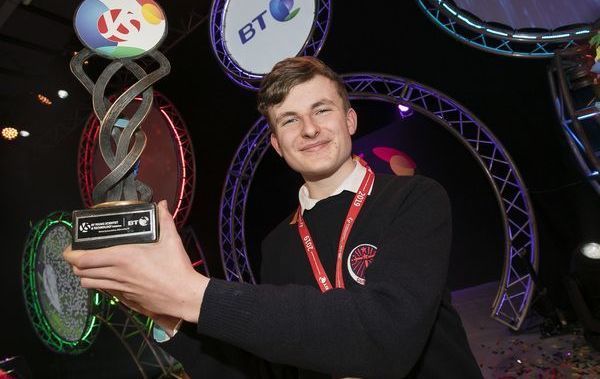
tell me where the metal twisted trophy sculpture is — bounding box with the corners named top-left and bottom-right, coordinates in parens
top-left (70, 0), bottom-right (169, 249)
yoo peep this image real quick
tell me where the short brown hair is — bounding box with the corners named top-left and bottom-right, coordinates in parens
top-left (257, 56), bottom-right (350, 128)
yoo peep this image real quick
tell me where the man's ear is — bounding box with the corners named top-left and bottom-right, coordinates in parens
top-left (346, 107), bottom-right (357, 136)
top-left (270, 132), bottom-right (283, 157)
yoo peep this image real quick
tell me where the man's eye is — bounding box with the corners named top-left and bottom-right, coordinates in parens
top-left (281, 118), bottom-right (296, 126)
top-left (316, 108), bottom-right (330, 115)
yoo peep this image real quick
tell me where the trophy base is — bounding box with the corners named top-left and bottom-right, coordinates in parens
top-left (72, 202), bottom-right (159, 250)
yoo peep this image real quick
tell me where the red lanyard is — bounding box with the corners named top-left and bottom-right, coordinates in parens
top-left (296, 158), bottom-right (375, 292)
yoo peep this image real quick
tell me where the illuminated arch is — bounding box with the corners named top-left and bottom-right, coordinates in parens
top-left (219, 73), bottom-right (539, 330)
top-left (418, 0), bottom-right (594, 58)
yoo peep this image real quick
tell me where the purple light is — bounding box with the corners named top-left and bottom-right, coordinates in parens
top-left (397, 103), bottom-right (413, 118)
top-left (398, 104), bottom-right (410, 112)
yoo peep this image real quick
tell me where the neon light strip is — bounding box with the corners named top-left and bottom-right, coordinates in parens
top-left (486, 28), bottom-right (509, 37)
top-left (564, 125), bottom-right (585, 150)
top-left (542, 33), bottom-right (570, 39)
top-left (577, 111), bottom-right (600, 121)
top-left (418, 0), bottom-right (585, 58)
top-left (441, 3), bottom-right (457, 16)
top-left (160, 108), bottom-right (186, 220)
top-left (128, 97), bottom-right (187, 221)
top-left (513, 34), bottom-right (537, 40)
top-left (457, 14), bottom-right (483, 29)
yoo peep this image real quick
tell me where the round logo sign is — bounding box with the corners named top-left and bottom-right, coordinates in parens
top-left (74, 0), bottom-right (167, 59)
top-left (222, 0), bottom-right (316, 75)
top-left (347, 244), bottom-right (378, 285)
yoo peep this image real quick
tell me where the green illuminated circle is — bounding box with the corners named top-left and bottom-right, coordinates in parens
top-left (35, 224), bottom-right (90, 342)
top-left (21, 212), bottom-right (102, 354)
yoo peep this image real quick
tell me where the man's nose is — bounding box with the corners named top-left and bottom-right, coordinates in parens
top-left (301, 116), bottom-right (320, 138)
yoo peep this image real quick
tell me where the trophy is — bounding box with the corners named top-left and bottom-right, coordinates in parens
top-left (70, 0), bottom-right (170, 249)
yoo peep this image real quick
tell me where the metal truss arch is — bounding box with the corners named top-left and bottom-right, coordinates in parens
top-left (209, 0), bottom-right (332, 90)
top-left (95, 297), bottom-right (180, 378)
top-left (417, 0), bottom-right (595, 58)
top-left (219, 73), bottom-right (538, 330)
top-left (548, 46), bottom-right (600, 195)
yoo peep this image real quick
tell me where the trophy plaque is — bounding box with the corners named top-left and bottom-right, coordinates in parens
top-left (70, 0), bottom-right (169, 249)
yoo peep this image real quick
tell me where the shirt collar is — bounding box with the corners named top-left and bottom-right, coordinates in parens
top-left (298, 160), bottom-right (372, 214)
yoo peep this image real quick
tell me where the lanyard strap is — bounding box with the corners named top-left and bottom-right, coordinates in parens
top-left (297, 159), bottom-right (375, 292)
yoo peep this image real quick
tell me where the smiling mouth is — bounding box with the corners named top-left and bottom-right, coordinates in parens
top-left (300, 141), bottom-right (330, 152)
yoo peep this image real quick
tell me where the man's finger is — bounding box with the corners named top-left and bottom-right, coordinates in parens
top-left (73, 266), bottom-right (119, 281)
top-left (158, 200), bottom-right (177, 234)
top-left (65, 248), bottom-right (126, 269)
top-left (79, 277), bottom-right (129, 292)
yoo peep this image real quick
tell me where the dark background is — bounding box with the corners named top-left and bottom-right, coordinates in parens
top-left (1, 1), bottom-right (599, 377)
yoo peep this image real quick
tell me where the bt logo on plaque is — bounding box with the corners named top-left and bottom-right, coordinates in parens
top-left (74, 0), bottom-right (166, 59)
top-left (224, 0), bottom-right (316, 75)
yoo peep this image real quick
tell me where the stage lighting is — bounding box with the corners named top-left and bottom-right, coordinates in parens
top-left (581, 242), bottom-right (600, 259)
top-left (57, 90), bottom-right (69, 99)
top-left (19, 130), bottom-right (30, 138)
top-left (397, 103), bottom-right (414, 118)
top-left (36, 94), bottom-right (52, 106)
top-left (565, 241), bottom-right (600, 351)
top-left (1, 127), bottom-right (18, 141)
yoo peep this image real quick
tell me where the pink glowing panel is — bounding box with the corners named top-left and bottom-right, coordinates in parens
top-left (372, 146), bottom-right (416, 177)
top-left (389, 155), bottom-right (416, 176)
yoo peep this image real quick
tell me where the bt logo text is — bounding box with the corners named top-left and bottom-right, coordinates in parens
top-left (238, 0), bottom-right (300, 44)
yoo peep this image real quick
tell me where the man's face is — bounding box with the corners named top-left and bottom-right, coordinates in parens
top-left (268, 75), bottom-right (357, 181)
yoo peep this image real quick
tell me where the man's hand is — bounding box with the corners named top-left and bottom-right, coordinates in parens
top-left (64, 200), bottom-right (209, 324)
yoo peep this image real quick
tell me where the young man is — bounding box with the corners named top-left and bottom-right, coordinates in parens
top-left (65, 57), bottom-right (482, 378)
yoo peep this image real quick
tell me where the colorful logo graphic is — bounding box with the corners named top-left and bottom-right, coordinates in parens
top-left (269, 0), bottom-right (300, 22)
top-left (74, 0), bottom-right (166, 59)
top-left (347, 244), bottom-right (378, 285)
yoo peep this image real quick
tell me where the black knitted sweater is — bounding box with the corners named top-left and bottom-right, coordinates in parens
top-left (164, 174), bottom-right (482, 379)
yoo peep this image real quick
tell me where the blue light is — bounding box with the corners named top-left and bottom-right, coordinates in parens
top-left (513, 34), bottom-right (537, 40)
top-left (486, 28), bottom-right (509, 37)
top-left (441, 3), bottom-right (457, 16)
top-left (564, 126), bottom-right (585, 150)
top-left (575, 30), bottom-right (591, 35)
top-left (457, 15), bottom-right (483, 29)
top-left (416, 0), bottom-right (556, 58)
top-left (542, 33), bottom-right (570, 39)
top-left (577, 111), bottom-right (600, 121)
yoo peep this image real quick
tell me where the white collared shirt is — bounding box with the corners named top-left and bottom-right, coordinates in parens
top-left (298, 161), bottom-right (372, 214)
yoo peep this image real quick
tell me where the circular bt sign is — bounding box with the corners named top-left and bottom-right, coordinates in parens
top-left (74, 0), bottom-right (167, 59)
top-left (223, 0), bottom-right (316, 75)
